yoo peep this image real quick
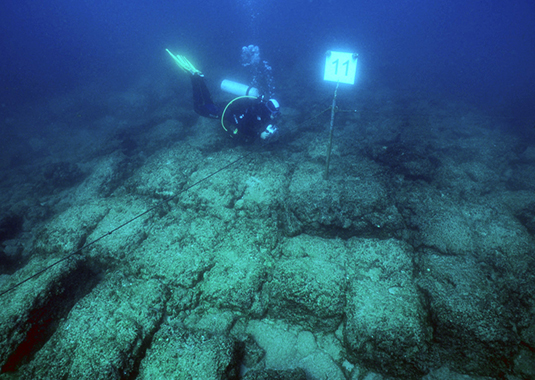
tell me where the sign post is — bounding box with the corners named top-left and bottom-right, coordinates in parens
top-left (323, 51), bottom-right (358, 179)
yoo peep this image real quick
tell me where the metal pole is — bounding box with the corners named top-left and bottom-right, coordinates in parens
top-left (324, 82), bottom-right (339, 180)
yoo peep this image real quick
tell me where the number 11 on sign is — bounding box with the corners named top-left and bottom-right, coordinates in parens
top-left (324, 51), bottom-right (358, 85)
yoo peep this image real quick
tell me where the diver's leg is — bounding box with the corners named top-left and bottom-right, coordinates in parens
top-left (191, 75), bottom-right (221, 119)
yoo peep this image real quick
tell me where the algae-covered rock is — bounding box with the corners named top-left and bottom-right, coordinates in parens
top-left (71, 152), bottom-right (128, 199)
top-left (366, 141), bottom-right (440, 181)
top-left (130, 235), bottom-right (215, 288)
top-left (178, 149), bottom-right (289, 220)
top-left (242, 368), bottom-right (307, 380)
top-left (434, 159), bottom-right (500, 199)
top-left (138, 321), bottom-right (239, 379)
top-left (410, 190), bottom-right (534, 261)
top-left (21, 275), bottom-right (166, 379)
top-left (265, 256), bottom-right (346, 331)
top-left (418, 253), bottom-right (520, 376)
top-left (124, 141), bottom-right (202, 199)
top-left (82, 196), bottom-right (153, 267)
top-left (31, 201), bottom-right (109, 256)
top-left (344, 238), bottom-right (430, 378)
top-left (200, 250), bottom-right (267, 315)
top-left (283, 161), bottom-right (403, 238)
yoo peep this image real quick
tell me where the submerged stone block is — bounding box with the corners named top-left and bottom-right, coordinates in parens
top-left (265, 257), bottom-right (346, 331)
top-left (138, 321), bottom-right (239, 379)
top-left (20, 275), bottom-right (166, 379)
top-left (418, 253), bottom-right (520, 376)
top-left (344, 238), bottom-right (430, 377)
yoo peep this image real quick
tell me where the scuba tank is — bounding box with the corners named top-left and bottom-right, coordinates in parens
top-left (220, 79), bottom-right (260, 97)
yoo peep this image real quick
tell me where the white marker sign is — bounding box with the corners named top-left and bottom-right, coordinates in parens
top-left (324, 51), bottom-right (358, 85)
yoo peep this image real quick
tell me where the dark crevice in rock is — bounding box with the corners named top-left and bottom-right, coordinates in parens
top-left (125, 286), bottom-right (171, 380)
top-left (1, 260), bottom-right (102, 373)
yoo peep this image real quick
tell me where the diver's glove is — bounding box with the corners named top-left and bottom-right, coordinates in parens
top-left (260, 124), bottom-right (278, 142)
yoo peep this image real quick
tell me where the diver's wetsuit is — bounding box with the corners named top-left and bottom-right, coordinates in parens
top-left (190, 74), bottom-right (273, 142)
top-left (191, 74), bottom-right (220, 119)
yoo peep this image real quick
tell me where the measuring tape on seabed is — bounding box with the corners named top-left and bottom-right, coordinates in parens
top-left (0, 152), bottom-right (253, 297)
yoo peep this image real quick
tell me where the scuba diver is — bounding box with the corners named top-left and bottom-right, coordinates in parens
top-left (166, 49), bottom-right (280, 143)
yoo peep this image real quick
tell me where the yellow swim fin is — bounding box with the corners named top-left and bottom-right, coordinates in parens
top-left (166, 49), bottom-right (202, 75)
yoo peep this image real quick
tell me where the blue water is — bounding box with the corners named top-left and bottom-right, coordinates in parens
top-left (1, 0), bottom-right (534, 131)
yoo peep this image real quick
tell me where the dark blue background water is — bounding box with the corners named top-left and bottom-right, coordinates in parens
top-left (1, 0), bottom-right (534, 130)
